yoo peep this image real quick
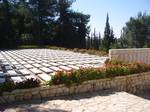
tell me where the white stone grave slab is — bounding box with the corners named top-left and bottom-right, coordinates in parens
top-left (35, 60), bottom-right (42, 63)
top-left (93, 64), bottom-right (104, 68)
top-left (2, 62), bottom-right (10, 66)
top-left (40, 67), bottom-right (53, 73)
top-left (68, 65), bottom-right (80, 70)
top-left (30, 68), bottom-right (42, 74)
top-left (5, 66), bottom-right (13, 70)
top-left (11, 77), bottom-right (23, 83)
top-left (59, 66), bottom-right (72, 71)
top-left (27, 61), bottom-right (35, 64)
top-left (11, 61), bottom-right (19, 65)
top-left (42, 63), bottom-right (50, 67)
top-left (66, 62), bottom-right (76, 65)
top-left (20, 61), bottom-right (27, 65)
top-left (57, 62), bottom-right (67, 65)
top-left (42, 60), bottom-right (49, 63)
top-left (0, 71), bottom-right (4, 77)
top-left (0, 78), bottom-right (5, 83)
top-left (7, 70), bottom-right (17, 76)
top-left (38, 73), bottom-right (51, 81)
top-left (25, 75), bottom-right (37, 80)
top-left (32, 63), bottom-right (42, 68)
top-left (14, 65), bottom-right (24, 69)
top-left (50, 66), bottom-right (62, 71)
top-left (24, 64), bottom-right (34, 69)
top-left (19, 69), bottom-right (30, 75)
top-left (49, 62), bottom-right (59, 66)
top-left (50, 72), bottom-right (56, 76)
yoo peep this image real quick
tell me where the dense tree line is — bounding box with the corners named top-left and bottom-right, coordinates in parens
top-left (0, 0), bottom-right (149, 51)
top-left (120, 12), bottom-right (150, 48)
top-left (0, 0), bottom-right (90, 48)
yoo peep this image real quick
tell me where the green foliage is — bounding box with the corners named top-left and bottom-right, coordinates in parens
top-left (15, 78), bottom-right (40, 89)
top-left (105, 66), bottom-right (130, 77)
top-left (0, 78), bottom-right (40, 94)
top-left (120, 12), bottom-right (150, 48)
top-left (17, 45), bottom-right (41, 49)
top-left (0, 80), bottom-right (15, 92)
top-left (72, 48), bottom-right (108, 56)
top-left (0, 0), bottom-right (90, 49)
top-left (105, 59), bottom-right (125, 65)
top-left (102, 14), bottom-right (116, 51)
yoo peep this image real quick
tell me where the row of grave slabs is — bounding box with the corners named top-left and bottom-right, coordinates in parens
top-left (0, 49), bottom-right (108, 84)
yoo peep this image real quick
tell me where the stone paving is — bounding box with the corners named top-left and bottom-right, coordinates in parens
top-left (0, 49), bottom-right (108, 84)
top-left (1, 90), bottom-right (150, 112)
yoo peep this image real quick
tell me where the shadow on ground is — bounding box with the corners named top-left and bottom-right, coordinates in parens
top-left (136, 89), bottom-right (150, 100)
top-left (1, 89), bottom-right (150, 112)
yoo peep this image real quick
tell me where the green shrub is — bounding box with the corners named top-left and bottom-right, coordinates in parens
top-left (17, 45), bottom-right (40, 49)
top-left (0, 78), bottom-right (40, 94)
top-left (105, 59), bottom-right (125, 65)
top-left (15, 78), bottom-right (40, 89)
top-left (106, 66), bottom-right (130, 77)
top-left (0, 79), bottom-right (15, 92)
top-left (48, 68), bottom-right (106, 86)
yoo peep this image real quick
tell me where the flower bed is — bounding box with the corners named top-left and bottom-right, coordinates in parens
top-left (1, 59), bottom-right (150, 104)
top-left (47, 60), bottom-right (150, 86)
top-left (1, 71), bottom-right (150, 104)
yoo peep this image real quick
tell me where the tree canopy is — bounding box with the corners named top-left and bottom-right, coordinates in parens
top-left (120, 12), bottom-right (150, 48)
top-left (0, 0), bottom-right (90, 49)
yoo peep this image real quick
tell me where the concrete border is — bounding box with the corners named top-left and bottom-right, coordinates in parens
top-left (109, 48), bottom-right (150, 64)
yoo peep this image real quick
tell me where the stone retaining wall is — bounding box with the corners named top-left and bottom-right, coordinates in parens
top-left (109, 48), bottom-right (150, 64)
top-left (1, 72), bottom-right (150, 104)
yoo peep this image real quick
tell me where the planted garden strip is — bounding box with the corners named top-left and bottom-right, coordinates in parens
top-left (1, 71), bottom-right (150, 104)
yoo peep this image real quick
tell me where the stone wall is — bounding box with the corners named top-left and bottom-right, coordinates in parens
top-left (0, 72), bottom-right (150, 104)
top-left (109, 48), bottom-right (150, 64)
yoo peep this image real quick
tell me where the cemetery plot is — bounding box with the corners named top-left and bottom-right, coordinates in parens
top-left (0, 49), bottom-right (108, 84)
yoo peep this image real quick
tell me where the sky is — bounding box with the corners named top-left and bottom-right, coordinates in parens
top-left (72, 0), bottom-right (150, 37)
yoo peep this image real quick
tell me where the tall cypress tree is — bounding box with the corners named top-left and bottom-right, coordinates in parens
top-left (102, 13), bottom-right (115, 51)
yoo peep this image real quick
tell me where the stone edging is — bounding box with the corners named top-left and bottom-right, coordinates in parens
top-left (1, 72), bottom-right (150, 104)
